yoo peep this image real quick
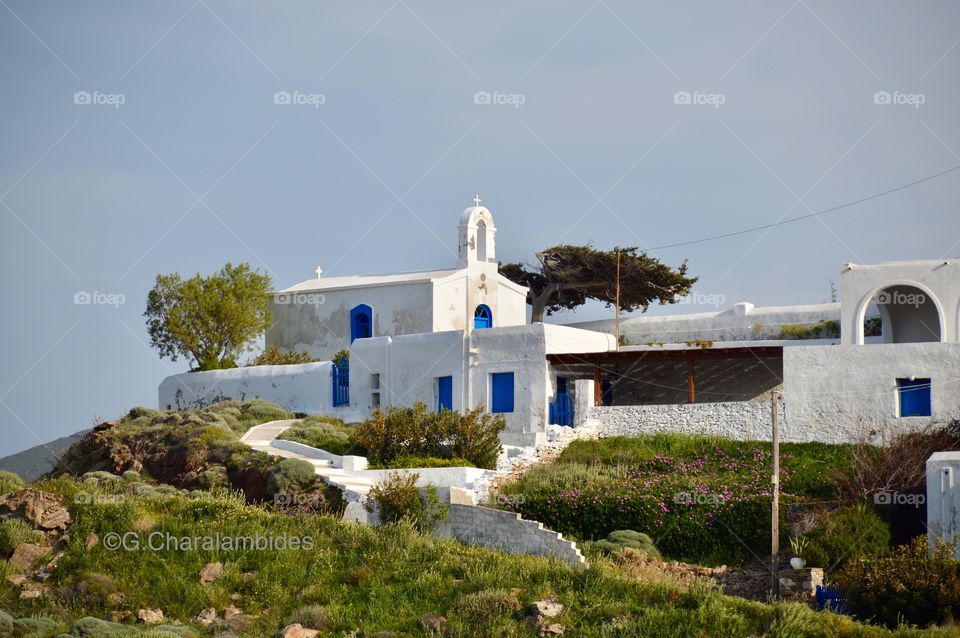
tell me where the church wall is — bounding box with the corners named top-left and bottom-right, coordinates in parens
top-left (432, 276), bottom-right (468, 332)
top-left (266, 282), bottom-right (434, 361)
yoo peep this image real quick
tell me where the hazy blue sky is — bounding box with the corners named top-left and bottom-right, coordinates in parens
top-left (1, 1), bottom-right (958, 456)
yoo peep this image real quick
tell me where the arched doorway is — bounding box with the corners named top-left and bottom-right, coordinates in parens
top-left (350, 304), bottom-right (372, 342)
top-left (872, 284), bottom-right (942, 343)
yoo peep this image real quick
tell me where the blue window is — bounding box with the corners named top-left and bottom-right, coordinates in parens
top-left (898, 378), bottom-right (931, 417)
top-left (350, 304), bottom-right (372, 342)
top-left (437, 376), bottom-right (453, 412)
top-left (474, 304), bottom-right (492, 329)
top-left (491, 372), bottom-right (514, 413)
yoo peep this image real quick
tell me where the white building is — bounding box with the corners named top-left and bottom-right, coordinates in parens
top-left (159, 198), bottom-right (960, 447)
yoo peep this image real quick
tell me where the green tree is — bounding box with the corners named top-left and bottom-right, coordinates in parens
top-left (500, 245), bottom-right (697, 323)
top-left (145, 262), bottom-right (272, 371)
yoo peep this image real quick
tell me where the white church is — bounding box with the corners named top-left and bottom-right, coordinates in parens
top-left (160, 198), bottom-right (960, 447)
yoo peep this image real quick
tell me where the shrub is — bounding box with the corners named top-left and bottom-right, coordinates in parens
top-left (365, 472), bottom-right (447, 532)
top-left (288, 604), bottom-right (330, 630)
top-left (380, 456), bottom-right (474, 469)
top-left (266, 458), bottom-right (317, 495)
top-left (594, 530), bottom-right (661, 558)
top-left (834, 536), bottom-right (960, 628)
top-left (331, 348), bottom-right (349, 367)
top-left (278, 420), bottom-right (354, 456)
top-left (0, 517), bottom-right (41, 555)
top-left (449, 589), bottom-right (522, 625)
top-left (353, 403), bottom-right (505, 469)
top-left (0, 470), bottom-right (23, 496)
top-left (802, 503), bottom-right (890, 571)
top-left (247, 345), bottom-right (317, 366)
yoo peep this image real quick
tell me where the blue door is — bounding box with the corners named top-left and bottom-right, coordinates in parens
top-left (490, 372), bottom-right (514, 413)
top-left (350, 304), bottom-right (372, 342)
top-left (474, 304), bottom-right (492, 329)
top-left (437, 376), bottom-right (453, 412)
top-left (549, 377), bottom-right (574, 426)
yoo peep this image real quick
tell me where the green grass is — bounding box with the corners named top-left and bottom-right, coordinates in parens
top-left (554, 433), bottom-right (855, 500)
top-left (276, 416), bottom-right (361, 457)
top-left (2, 477), bottom-right (957, 637)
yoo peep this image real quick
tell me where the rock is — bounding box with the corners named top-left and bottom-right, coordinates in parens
top-left (9, 543), bottom-right (50, 572)
top-left (223, 605), bottom-right (243, 620)
top-left (540, 624), bottom-right (566, 636)
top-left (18, 582), bottom-right (46, 599)
top-left (280, 623), bottom-right (319, 638)
top-left (84, 531), bottom-right (99, 551)
top-left (106, 591), bottom-right (125, 606)
top-left (4, 574), bottom-right (28, 587)
top-left (199, 561), bottom-right (224, 585)
top-left (193, 607), bottom-right (217, 627)
top-left (44, 551), bottom-right (64, 573)
top-left (108, 611), bottom-right (132, 623)
top-left (137, 607), bottom-right (164, 624)
top-left (420, 613), bottom-right (446, 631)
top-left (530, 598), bottom-right (563, 619)
top-left (0, 489), bottom-right (71, 530)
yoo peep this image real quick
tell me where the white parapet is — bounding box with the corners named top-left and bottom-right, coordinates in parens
top-left (927, 451), bottom-right (960, 558)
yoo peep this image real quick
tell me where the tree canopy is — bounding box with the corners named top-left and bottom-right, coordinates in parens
top-left (500, 245), bottom-right (697, 323)
top-left (145, 262), bottom-right (272, 371)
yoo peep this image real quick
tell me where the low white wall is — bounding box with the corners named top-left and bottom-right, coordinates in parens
top-left (783, 343), bottom-right (960, 443)
top-left (927, 451), bottom-right (960, 558)
top-left (434, 503), bottom-right (586, 568)
top-left (158, 362), bottom-right (346, 416)
top-left (589, 400), bottom-right (779, 442)
top-left (363, 466), bottom-right (492, 491)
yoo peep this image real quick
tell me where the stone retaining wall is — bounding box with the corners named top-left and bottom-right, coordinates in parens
top-left (434, 502), bottom-right (586, 569)
top-left (589, 399), bottom-right (783, 441)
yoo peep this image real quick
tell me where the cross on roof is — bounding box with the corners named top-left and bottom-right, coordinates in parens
top-left (315, 266), bottom-right (323, 279)
top-left (473, 194), bottom-right (482, 207)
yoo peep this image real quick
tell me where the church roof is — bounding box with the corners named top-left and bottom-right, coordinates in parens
top-left (280, 267), bottom-right (465, 293)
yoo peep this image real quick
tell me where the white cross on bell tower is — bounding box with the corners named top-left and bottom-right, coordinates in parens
top-left (473, 194), bottom-right (482, 207)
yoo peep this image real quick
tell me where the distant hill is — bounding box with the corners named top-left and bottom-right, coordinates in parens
top-left (0, 429), bottom-right (90, 481)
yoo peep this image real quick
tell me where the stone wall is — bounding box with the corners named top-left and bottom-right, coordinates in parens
top-left (589, 399), bottom-right (783, 442)
top-left (434, 501), bottom-right (586, 569)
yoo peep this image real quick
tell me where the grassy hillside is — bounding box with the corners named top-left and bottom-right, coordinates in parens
top-left (2, 477), bottom-right (958, 638)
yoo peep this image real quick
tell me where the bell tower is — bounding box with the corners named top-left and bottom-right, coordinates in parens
top-left (458, 194), bottom-right (497, 267)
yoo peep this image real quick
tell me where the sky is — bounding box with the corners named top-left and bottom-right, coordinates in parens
top-left (1, 1), bottom-right (959, 457)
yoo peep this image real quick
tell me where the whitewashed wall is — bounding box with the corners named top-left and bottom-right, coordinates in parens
top-left (158, 362), bottom-right (346, 415)
top-left (266, 282), bottom-right (434, 362)
top-left (589, 399), bottom-right (779, 441)
top-left (783, 343), bottom-right (960, 443)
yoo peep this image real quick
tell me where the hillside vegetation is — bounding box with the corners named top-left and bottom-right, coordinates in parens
top-left (2, 476), bottom-right (959, 637)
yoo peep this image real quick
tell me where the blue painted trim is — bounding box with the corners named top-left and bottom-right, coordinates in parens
top-left (350, 304), bottom-right (372, 343)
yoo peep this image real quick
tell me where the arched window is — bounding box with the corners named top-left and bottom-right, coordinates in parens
top-left (476, 220), bottom-right (488, 262)
top-left (350, 304), bottom-right (372, 342)
top-left (474, 304), bottom-right (492, 329)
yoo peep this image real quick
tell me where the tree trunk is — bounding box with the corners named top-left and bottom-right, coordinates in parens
top-left (530, 283), bottom-right (562, 323)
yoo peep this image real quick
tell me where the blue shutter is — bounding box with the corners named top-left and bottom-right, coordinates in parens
top-left (350, 304), bottom-right (372, 342)
top-left (491, 372), bottom-right (514, 413)
top-left (437, 376), bottom-right (453, 412)
top-left (898, 378), bottom-right (931, 417)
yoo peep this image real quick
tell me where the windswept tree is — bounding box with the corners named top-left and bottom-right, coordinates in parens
top-left (145, 262), bottom-right (272, 371)
top-left (500, 245), bottom-right (697, 323)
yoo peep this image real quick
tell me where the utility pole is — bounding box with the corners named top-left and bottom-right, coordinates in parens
top-left (771, 388), bottom-right (780, 600)
top-left (615, 249), bottom-right (621, 350)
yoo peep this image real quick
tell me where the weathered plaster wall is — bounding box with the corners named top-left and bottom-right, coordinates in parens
top-left (927, 451), bottom-right (960, 558)
top-left (783, 343), bottom-right (960, 443)
top-left (158, 362), bottom-right (347, 415)
top-left (434, 503), bottom-right (586, 568)
top-left (840, 259), bottom-right (959, 344)
top-left (266, 282), bottom-right (434, 362)
top-left (567, 302), bottom-right (840, 345)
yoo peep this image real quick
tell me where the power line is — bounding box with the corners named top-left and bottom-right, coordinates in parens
top-left (647, 164), bottom-right (960, 252)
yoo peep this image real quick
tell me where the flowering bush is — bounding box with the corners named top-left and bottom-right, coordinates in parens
top-left (499, 442), bottom-right (791, 565)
